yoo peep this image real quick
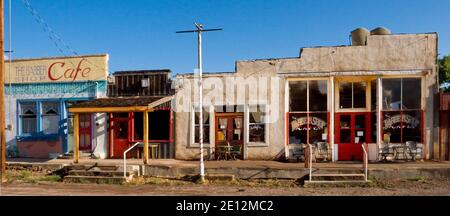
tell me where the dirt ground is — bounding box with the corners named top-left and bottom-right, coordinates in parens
top-left (1, 178), bottom-right (450, 196)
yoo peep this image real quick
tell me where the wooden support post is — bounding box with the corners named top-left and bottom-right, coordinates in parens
top-left (74, 113), bottom-right (80, 164)
top-left (0, 0), bottom-right (5, 183)
top-left (143, 111), bottom-right (149, 164)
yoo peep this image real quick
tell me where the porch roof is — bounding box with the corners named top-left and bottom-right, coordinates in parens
top-left (68, 96), bottom-right (173, 113)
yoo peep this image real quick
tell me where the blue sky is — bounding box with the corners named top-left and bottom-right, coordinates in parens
top-left (7, 0), bottom-right (450, 75)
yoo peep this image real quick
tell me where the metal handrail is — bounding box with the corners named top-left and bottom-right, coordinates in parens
top-left (123, 142), bottom-right (142, 178)
top-left (361, 143), bottom-right (368, 182)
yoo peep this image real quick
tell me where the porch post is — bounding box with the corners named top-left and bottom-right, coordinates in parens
top-left (143, 111), bottom-right (149, 164)
top-left (330, 77), bottom-right (335, 162)
top-left (377, 76), bottom-right (382, 149)
top-left (74, 113), bottom-right (80, 164)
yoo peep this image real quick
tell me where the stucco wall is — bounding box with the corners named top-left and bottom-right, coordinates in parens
top-left (175, 33), bottom-right (438, 160)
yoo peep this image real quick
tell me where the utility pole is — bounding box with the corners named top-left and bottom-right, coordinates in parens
top-left (176, 23), bottom-right (222, 183)
top-left (0, 0), bottom-right (6, 183)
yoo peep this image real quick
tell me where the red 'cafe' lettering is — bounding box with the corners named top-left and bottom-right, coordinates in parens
top-left (48, 59), bottom-right (91, 81)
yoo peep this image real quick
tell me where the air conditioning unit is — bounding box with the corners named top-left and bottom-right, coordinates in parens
top-left (107, 75), bottom-right (115, 84)
top-left (141, 78), bottom-right (149, 87)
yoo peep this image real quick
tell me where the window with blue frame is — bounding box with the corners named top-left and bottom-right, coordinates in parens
top-left (18, 100), bottom-right (61, 137)
top-left (19, 102), bottom-right (37, 135)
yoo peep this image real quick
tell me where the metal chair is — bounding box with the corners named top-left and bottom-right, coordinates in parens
top-left (315, 142), bottom-right (329, 161)
top-left (406, 141), bottom-right (422, 161)
top-left (228, 142), bottom-right (242, 160)
top-left (379, 141), bottom-right (390, 162)
top-left (292, 144), bottom-right (305, 162)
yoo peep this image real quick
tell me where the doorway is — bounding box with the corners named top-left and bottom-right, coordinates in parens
top-left (110, 113), bottom-right (131, 159)
top-left (215, 113), bottom-right (244, 159)
top-left (335, 112), bottom-right (371, 161)
top-left (79, 114), bottom-right (92, 151)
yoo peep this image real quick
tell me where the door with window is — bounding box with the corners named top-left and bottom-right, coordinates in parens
top-left (111, 113), bottom-right (131, 159)
top-left (79, 114), bottom-right (92, 151)
top-left (335, 113), bottom-right (370, 161)
top-left (215, 113), bottom-right (244, 159)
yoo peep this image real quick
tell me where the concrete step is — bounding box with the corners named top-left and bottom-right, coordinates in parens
top-left (88, 165), bottom-right (119, 171)
top-left (312, 173), bottom-right (365, 177)
top-left (68, 170), bottom-right (136, 177)
top-left (63, 175), bottom-right (128, 184)
top-left (304, 180), bottom-right (370, 187)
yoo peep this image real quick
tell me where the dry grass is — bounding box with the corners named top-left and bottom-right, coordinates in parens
top-left (5, 170), bottom-right (61, 184)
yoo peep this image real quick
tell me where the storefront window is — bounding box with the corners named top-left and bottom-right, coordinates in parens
top-left (20, 102), bottom-right (37, 135)
top-left (289, 80), bottom-right (328, 144)
top-left (194, 107), bottom-right (210, 143)
top-left (42, 102), bottom-right (60, 135)
top-left (339, 81), bottom-right (367, 109)
top-left (249, 105), bottom-right (266, 143)
top-left (382, 78), bottom-right (422, 143)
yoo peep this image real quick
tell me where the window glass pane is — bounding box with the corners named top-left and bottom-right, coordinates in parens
top-left (194, 107), bottom-right (210, 143)
top-left (371, 112), bottom-right (377, 143)
top-left (355, 115), bottom-right (365, 129)
top-left (339, 82), bottom-right (352, 109)
top-left (194, 109), bottom-right (210, 124)
top-left (289, 113), bottom-right (307, 144)
top-left (21, 117), bottom-right (37, 134)
top-left (42, 102), bottom-right (59, 115)
top-left (21, 102), bottom-right (36, 115)
top-left (289, 81), bottom-right (307, 111)
top-left (403, 111), bottom-right (421, 142)
top-left (309, 113), bottom-right (327, 144)
top-left (371, 80), bottom-right (377, 111)
top-left (382, 79), bottom-right (402, 110)
top-left (309, 80), bottom-right (328, 111)
top-left (249, 124), bottom-right (265, 142)
top-left (20, 102), bottom-right (37, 134)
top-left (382, 111), bottom-right (402, 143)
top-left (339, 115), bottom-right (351, 143)
top-left (402, 78), bottom-right (421, 110)
top-left (43, 115), bottom-right (59, 134)
top-left (353, 82), bottom-right (367, 108)
top-left (194, 126), bottom-right (210, 143)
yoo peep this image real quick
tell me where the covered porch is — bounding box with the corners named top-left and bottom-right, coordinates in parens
top-left (68, 96), bottom-right (174, 164)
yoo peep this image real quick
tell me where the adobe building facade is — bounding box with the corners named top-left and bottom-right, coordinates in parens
top-left (174, 29), bottom-right (438, 161)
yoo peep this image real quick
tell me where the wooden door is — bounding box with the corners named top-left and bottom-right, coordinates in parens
top-left (215, 113), bottom-right (244, 159)
top-left (79, 114), bottom-right (92, 151)
top-left (111, 113), bottom-right (131, 159)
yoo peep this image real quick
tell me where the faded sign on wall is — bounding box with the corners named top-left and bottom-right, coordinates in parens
top-left (5, 55), bottom-right (108, 84)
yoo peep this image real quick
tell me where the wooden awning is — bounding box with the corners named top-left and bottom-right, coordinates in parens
top-left (68, 96), bottom-right (173, 113)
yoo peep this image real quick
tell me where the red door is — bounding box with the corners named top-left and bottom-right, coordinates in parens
top-left (111, 113), bottom-right (131, 159)
top-left (79, 114), bottom-right (92, 151)
top-left (335, 113), bottom-right (370, 161)
top-left (215, 113), bottom-right (244, 159)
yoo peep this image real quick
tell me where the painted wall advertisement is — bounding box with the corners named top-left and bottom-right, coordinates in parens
top-left (5, 55), bottom-right (108, 83)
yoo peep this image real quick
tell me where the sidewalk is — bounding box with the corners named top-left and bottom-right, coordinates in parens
top-left (6, 158), bottom-right (450, 180)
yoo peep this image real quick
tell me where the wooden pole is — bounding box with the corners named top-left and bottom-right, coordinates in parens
top-left (0, 0), bottom-right (6, 183)
top-left (73, 113), bottom-right (79, 163)
top-left (143, 111), bottom-right (149, 164)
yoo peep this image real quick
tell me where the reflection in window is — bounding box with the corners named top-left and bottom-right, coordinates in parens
top-left (249, 105), bottom-right (266, 143)
top-left (42, 102), bottom-right (60, 135)
top-left (309, 80), bottom-right (328, 111)
top-left (289, 81), bottom-right (307, 112)
top-left (288, 80), bottom-right (328, 144)
top-left (194, 107), bottom-right (210, 143)
top-left (339, 81), bottom-right (367, 109)
top-left (339, 82), bottom-right (352, 109)
top-left (382, 78), bottom-right (422, 143)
